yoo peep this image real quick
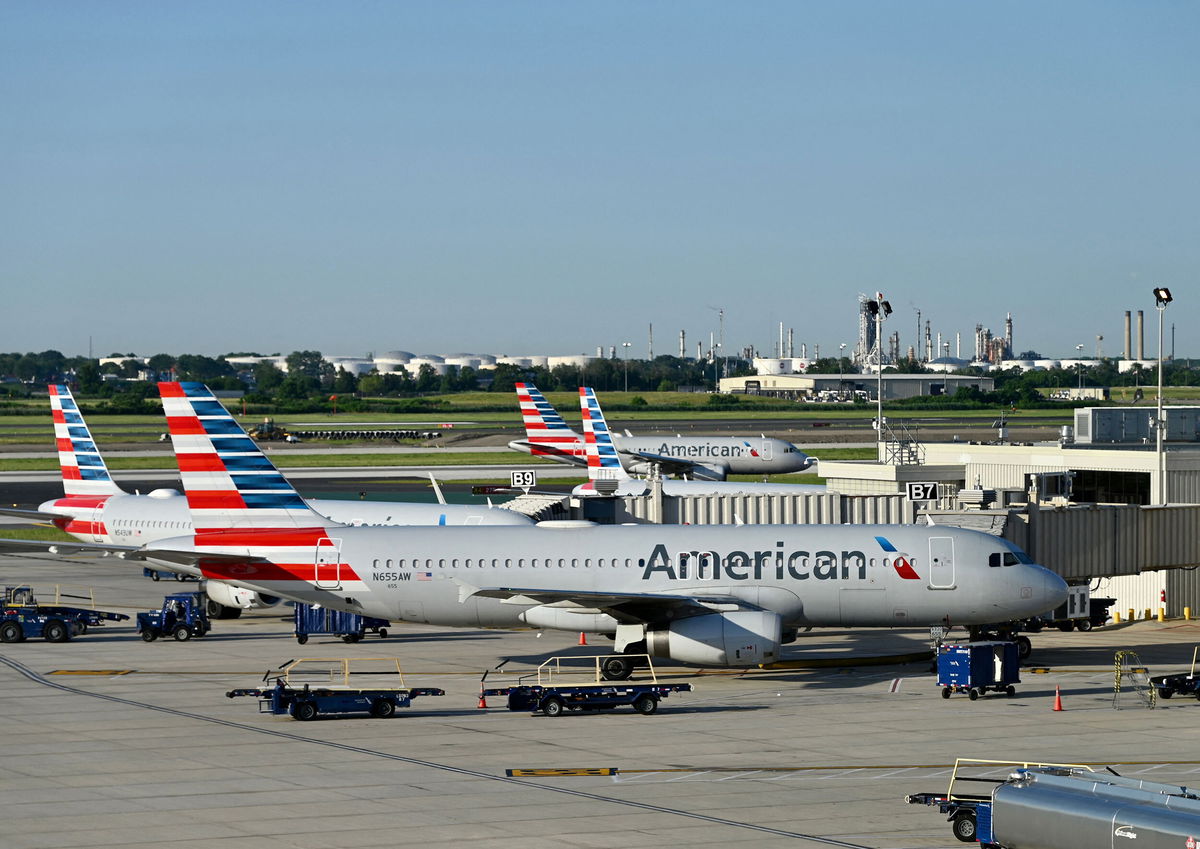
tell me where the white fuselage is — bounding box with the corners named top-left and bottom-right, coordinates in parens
top-left (145, 523), bottom-right (1067, 631)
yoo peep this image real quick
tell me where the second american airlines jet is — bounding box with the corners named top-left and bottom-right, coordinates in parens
top-left (6, 382), bottom-right (1067, 673)
top-left (2, 385), bottom-right (531, 617)
top-left (508, 383), bottom-right (814, 480)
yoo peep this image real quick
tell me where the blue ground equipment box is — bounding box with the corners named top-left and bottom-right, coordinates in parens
top-left (293, 603), bottom-right (389, 644)
top-left (937, 641), bottom-right (1020, 700)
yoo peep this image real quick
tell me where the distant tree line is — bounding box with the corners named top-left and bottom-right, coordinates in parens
top-left (1, 348), bottom-right (1197, 414)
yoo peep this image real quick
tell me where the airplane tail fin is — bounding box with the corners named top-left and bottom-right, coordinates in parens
top-left (578, 387), bottom-right (630, 481)
top-left (515, 382), bottom-right (585, 461)
top-left (158, 382), bottom-right (336, 531)
top-left (49, 384), bottom-right (124, 496)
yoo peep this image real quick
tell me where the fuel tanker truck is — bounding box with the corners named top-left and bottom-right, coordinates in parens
top-left (908, 761), bottom-right (1200, 847)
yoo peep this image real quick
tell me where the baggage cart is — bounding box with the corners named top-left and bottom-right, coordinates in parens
top-left (937, 641), bottom-right (1020, 700)
top-left (226, 657), bottom-right (443, 720)
top-left (293, 603), bottom-right (389, 644)
top-left (483, 654), bottom-right (692, 717)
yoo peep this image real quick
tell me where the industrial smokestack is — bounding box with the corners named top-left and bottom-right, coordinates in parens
top-left (1124, 311), bottom-right (1132, 359)
top-left (679, 330), bottom-right (686, 359)
top-left (1137, 310), bottom-right (1145, 360)
top-left (648, 323), bottom-right (653, 360)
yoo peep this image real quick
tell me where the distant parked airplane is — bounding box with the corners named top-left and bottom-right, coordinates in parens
top-left (508, 383), bottom-right (814, 480)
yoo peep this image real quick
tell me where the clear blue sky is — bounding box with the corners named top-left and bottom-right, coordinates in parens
top-left (3, 2), bottom-right (1197, 361)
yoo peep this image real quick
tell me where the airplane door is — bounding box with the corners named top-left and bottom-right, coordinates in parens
top-left (759, 438), bottom-right (773, 461)
top-left (314, 538), bottom-right (342, 589)
top-left (928, 537), bottom-right (955, 588)
top-left (91, 505), bottom-right (105, 542)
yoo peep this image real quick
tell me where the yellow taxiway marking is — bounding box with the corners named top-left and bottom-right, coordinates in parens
top-left (507, 768), bottom-right (618, 777)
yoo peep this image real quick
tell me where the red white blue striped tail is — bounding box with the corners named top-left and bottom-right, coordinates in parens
top-left (579, 387), bottom-right (629, 481)
top-left (515, 382), bottom-right (585, 460)
top-left (158, 382), bottom-right (335, 531)
top-left (49, 384), bottom-right (123, 496)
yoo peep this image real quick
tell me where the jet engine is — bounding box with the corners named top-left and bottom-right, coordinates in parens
top-left (646, 611), bottom-right (782, 666)
top-left (202, 580), bottom-right (282, 619)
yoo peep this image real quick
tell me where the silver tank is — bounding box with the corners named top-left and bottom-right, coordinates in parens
top-left (992, 769), bottom-right (1200, 849)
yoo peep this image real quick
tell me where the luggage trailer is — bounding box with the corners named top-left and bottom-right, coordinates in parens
top-left (483, 654), bottom-right (693, 717)
top-left (227, 657), bottom-right (444, 720)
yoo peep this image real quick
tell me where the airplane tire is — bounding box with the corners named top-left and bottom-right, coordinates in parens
top-left (0, 621), bottom-right (23, 643)
top-left (601, 657), bottom-right (635, 681)
top-left (1015, 636), bottom-right (1032, 659)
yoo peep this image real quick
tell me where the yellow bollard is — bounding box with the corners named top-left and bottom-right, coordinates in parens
top-left (1185, 607), bottom-right (1192, 621)
top-left (1158, 607), bottom-right (1166, 623)
top-left (1128, 608), bottom-right (1136, 622)
top-left (1113, 610), bottom-right (1122, 624)
top-left (1144, 608), bottom-right (1152, 621)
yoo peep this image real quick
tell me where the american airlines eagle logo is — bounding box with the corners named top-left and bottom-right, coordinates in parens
top-left (875, 536), bottom-right (921, 580)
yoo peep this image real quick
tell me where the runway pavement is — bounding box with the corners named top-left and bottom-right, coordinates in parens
top-left (3, 552), bottom-right (1200, 848)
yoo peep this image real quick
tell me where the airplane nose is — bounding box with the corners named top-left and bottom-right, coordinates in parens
top-left (1043, 568), bottom-right (1068, 611)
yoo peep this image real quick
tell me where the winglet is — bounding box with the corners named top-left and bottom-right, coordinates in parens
top-left (49, 384), bottom-right (124, 496)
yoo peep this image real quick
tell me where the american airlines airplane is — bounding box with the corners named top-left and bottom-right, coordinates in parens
top-left (573, 387), bottom-right (825, 497)
top-left (508, 383), bottom-right (814, 480)
top-left (0, 385), bottom-right (531, 617)
top-left (1, 383), bottom-right (1067, 673)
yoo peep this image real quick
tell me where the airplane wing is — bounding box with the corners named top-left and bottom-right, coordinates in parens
top-left (506, 440), bottom-right (590, 467)
top-left (0, 537), bottom-right (268, 568)
top-left (621, 449), bottom-right (728, 480)
top-left (0, 507), bottom-right (64, 522)
top-left (461, 584), bottom-right (755, 623)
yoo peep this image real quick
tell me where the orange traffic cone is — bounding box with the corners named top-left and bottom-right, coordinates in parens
top-left (1053, 685), bottom-right (1064, 711)
top-left (578, 631), bottom-right (588, 646)
top-left (477, 691), bottom-right (488, 709)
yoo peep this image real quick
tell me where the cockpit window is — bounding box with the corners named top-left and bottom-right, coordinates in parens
top-left (990, 551), bottom-right (1030, 567)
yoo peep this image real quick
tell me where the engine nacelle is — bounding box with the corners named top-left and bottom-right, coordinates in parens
top-left (646, 611), bottom-right (782, 666)
top-left (518, 604), bottom-right (619, 633)
top-left (202, 580), bottom-right (281, 611)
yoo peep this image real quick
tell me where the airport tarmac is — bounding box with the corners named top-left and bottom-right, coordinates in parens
top-left (5, 553), bottom-right (1200, 848)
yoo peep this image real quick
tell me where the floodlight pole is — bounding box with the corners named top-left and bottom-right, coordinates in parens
top-left (876, 308), bottom-right (884, 456)
top-left (1157, 298), bottom-right (1166, 504)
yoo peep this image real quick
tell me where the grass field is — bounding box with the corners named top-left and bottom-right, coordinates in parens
top-left (0, 527), bottom-right (74, 542)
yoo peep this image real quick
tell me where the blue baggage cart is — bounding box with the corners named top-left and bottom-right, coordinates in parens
top-left (293, 603), bottom-right (389, 644)
top-left (937, 641), bottom-right (1020, 700)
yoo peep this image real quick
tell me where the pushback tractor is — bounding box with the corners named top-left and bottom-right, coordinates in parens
top-left (137, 592), bottom-right (210, 642)
top-left (226, 657), bottom-right (444, 720)
top-left (482, 654), bottom-right (693, 717)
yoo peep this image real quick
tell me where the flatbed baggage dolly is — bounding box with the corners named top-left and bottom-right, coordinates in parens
top-left (1, 585), bottom-right (128, 642)
top-left (482, 654), bottom-right (692, 717)
top-left (937, 641), bottom-right (1020, 700)
top-left (292, 602), bottom-right (389, 644)
top-left (226, 657), bottom-right (443, 720)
